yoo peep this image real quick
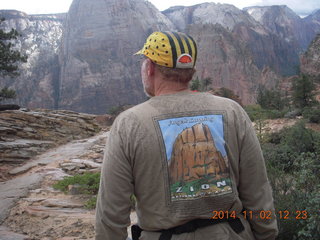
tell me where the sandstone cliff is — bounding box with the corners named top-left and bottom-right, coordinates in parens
top-left (300, 33), bottom-right (320, 101)
top-left (163, 3), bottom-right (258, 31)
top-left (301, 34), bottom-right (320, 78)
top-left (58, 0), bottom-right (175, 113)
top-left (1, 3), bottom-right (320, 112)
top-left (164, 4), bottom-right (304, 76)
top-left (188, 24), bottom-right (280, 104)
top-left (169, 123), bottom-right (228, 183)
top-left (0, 10), bottom-right (64, 108)
top-left (303, 9), bottom-right (320, 48)
top-left (245, 6), bottom-right (307, 49)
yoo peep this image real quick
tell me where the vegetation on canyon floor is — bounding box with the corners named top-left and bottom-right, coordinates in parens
top-left (245, 73), bottom-right (320, 239)
top-left (246, 73), bottom-right (319, 122)
top-left (263, 121), bottom-right (320, 239)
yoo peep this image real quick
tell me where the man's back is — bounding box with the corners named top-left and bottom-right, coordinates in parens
top-left (96, 91), bottom-right (278, 240)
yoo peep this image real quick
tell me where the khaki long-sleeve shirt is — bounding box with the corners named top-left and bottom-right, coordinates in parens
top-left (95, 91), bottom-right (278, 240)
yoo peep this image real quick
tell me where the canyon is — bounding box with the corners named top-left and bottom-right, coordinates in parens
top-left (0, 1), bottom-right (319, 113)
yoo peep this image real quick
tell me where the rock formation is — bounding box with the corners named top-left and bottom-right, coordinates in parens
top-left (164, 4), bottom-right (304, 76)
top-left (0, 131), bottom-right (109, 237)
top-left (301, 34), bottom-right (320, 78)
top-left (163, 3), bottom-right (258, 31)
top-left (0, 10), bottom-right (64, 109)
top-left (300, 33), bottom-right (320, 101)
top-left (187, 23), bottom-right (280, 104)
top-left (244, 6), bottom-right (320, 76)
top-left (0, 3), bottom-right (320, 112)
top-left (169, 123), bottom-right (228, 183)
top-left (58, 0), bottom-right (175, 113)
top-left (245, 6), bottom-right (307, 49)
top-left (303, 9), bottom-right (320, 48)
top-left (0, 109), bottom-right (102, 164)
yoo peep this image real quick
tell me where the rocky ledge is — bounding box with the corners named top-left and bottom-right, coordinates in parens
top-left (0, 108), bottom-right (112, 181)
top-left (1, 130), bottom-right (137, 239)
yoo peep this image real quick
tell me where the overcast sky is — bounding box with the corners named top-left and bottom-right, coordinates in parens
top-left (0, 0), bottom-right (319, 16)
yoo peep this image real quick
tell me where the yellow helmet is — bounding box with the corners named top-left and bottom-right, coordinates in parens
top-left (135, 31), bottom-right (197, 69)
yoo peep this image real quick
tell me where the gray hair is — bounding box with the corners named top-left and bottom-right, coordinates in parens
top-left (155, 64), bottom-right (196, 84)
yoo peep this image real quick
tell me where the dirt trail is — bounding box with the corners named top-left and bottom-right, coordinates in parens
top-left (0, 131), bottom-right (136, 240)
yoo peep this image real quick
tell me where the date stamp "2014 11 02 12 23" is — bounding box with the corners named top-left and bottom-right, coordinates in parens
top-left (212, 210), bottom-right (311, 220)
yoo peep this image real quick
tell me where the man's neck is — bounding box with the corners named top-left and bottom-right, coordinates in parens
top-left (154, 78), bottom-right (190, 96)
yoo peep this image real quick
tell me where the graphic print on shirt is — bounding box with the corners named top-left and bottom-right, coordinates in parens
top-left (157, 114), bottom-right (233, 202)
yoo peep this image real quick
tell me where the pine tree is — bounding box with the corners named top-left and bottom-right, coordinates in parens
top-left (292, 74), bottom-right (316, 109)
top-left (0, 17), bottom-right (27, 102)
top-left (190, 77), bottom-right (200, 91)
top-left (202, 77), bottom-right (212, 91)
top-left (0, 87), bottom-right (16, 101)
top-left (257, 86), bottom-right (284, 110)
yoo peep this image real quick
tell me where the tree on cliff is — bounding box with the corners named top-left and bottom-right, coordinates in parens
top-left (216, 87), bottom-right (242, 105)
top-left (292, 74), bottom-right (316, 109)
top-left (257, 86), bottom-right (285, 111)
top-left (0, 17), bottom-right (27, 102)
top-left (202, 77), bottom-right (213, 91)
top-left (190, 77), bottom-right (200, 91)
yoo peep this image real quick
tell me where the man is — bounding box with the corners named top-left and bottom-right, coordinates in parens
top-left (95, 31), bottom-right (278, 240)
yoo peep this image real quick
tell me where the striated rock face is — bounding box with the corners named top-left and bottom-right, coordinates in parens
top-left (301, 34), bottom-right (320, 78)
top-left (164, 3), bottom-right (303, 76)
top-left (0, 10), bottom-right (65, 108)
top-left (162, 3), bottom-right (284, 103)
top-left (188, 24), bottom-right (279, 104)
top-left (303, 10), bottom-right (320, 47)
top-left (1, 3), bottom-right (320, 112)
top-left (169, 123), bottom-right (228, 183)
top-left (244, 6), bottom-right (320, 75)
top-left (245, 6), bottom-right (307, 48)
top-left (300, 33), bottom-right (320, 101)
top-left (163, 3), bottom-right (258, 31)
top-left (58, 0), bottom-right (175, 113)
top-left (0, 109), bottom-right (102, 163)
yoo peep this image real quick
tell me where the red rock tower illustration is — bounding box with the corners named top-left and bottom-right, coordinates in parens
top-left (168, 123), bottom-right (228, 183)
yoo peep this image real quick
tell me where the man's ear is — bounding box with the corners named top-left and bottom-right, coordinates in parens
top-left (146, 58), bottom-right (155, 77)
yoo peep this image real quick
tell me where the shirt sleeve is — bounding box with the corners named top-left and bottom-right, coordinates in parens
top-left (236, 107), bottom-right (278, 240)
top-left (95, 112), bottom-right (135, 240)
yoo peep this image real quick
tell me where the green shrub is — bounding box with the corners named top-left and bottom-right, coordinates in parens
top-left (244, 104), bottom-right (286, 122)
top-left (302, 106), bottom-right (320, 123)
top-left (262, 122), bottom-right (320, 239)
top-left (257, 86), bottom-right (286, 110)
top-left (53, 173), bottom-right (137, 210)
top-left (53, 172), bottom-right (101, 209)
top-left (53, 172), bottom-right (101, 195)
top-left (295, 153), bottom-right (320, 239)
top-left (283, 121), bottom-right (317, 154)
top-left (84, 196), bottom-right (97, 209)
top-left (292, 74), bottom-right (316, 109)
top-left (0, 87), bottom-right (16, 101)
top-left (108, 105), bottom-right (124, 115)
top-left (265, 150), bottom-right (319, 239)
top-left (267, 131), bottom-right (284, 145)
top-left (263, 143), bottom-right (297, 173)
top-left (190, 78), bottom-right (200, 91)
